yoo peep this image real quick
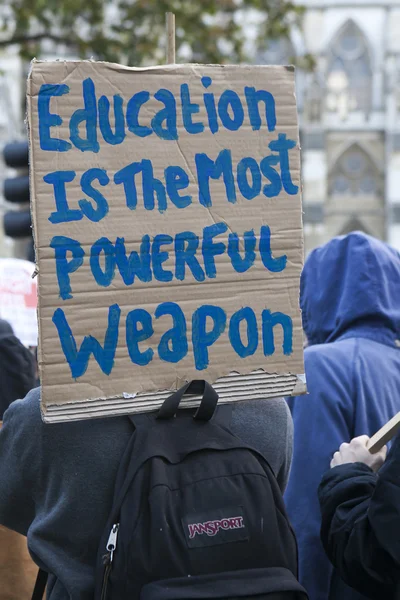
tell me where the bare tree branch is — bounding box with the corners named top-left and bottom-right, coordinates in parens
top-left (0, 32), bottom-right (79, 48)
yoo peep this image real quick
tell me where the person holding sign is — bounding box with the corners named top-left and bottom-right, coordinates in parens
top-left (0, 388), bottom-right (294, 600)
top-left (0, 59), bottom-right (306, 600)
top-left (285, 232), bottom-right (400, 600)
top-left (318, 433), bottom-right (399, 599)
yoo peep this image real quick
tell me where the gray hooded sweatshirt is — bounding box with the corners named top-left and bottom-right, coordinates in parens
top-left (0, 387), bottom-right (293, 600)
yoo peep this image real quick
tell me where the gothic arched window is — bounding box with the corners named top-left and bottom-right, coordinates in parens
top-left (339, 217), bottom-right (371, 236)
top-left (327, 21), bottom-right (372, 114)
top-left (330, 145), bottom-right (379, 196)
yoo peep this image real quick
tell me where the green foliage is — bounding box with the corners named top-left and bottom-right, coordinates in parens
top-left (0, 0), bottom-right (307, 66)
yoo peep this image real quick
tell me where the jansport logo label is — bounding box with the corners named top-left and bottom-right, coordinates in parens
top-left (188, 516), bottom-right (245, 539)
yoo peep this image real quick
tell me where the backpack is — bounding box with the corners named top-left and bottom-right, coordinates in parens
top-left (95, 380), bottom-right (308, 600)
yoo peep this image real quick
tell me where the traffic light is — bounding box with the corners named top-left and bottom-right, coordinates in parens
top-left (2, 140), bottom-right (33, 259)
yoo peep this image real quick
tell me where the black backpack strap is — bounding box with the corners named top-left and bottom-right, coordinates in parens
top-left (32, 568), bottom-right (47, 600)
top-left (157, 380), bottom-right (218, 421)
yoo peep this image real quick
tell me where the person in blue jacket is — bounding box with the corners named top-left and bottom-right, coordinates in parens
top-left (285, 232), bottom-right (400, 600)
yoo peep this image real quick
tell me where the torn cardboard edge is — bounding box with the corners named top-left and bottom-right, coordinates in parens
top-left (29, 57), bottom-right (295, 73)
top-left (41, 370), bottom-right (307, 423)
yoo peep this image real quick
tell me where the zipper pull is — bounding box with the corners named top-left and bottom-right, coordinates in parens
top-left (106, 523), bottom-right (119, 563)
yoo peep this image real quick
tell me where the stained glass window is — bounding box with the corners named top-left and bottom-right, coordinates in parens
top-left (330, 145), bottom-right (379, 196)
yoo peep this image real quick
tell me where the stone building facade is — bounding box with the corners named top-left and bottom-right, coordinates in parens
top-left (292, 0), bottom-right (400, 253)
top-left (1, 1), bottom-right (400, 256)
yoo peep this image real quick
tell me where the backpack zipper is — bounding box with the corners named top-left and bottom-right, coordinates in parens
top-left (101, 523), bottom-right (120, 600)
top-left (106, 523), bottom-right (119, 563)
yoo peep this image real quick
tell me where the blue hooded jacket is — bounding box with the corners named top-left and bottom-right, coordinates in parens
top-left (285, 232), bottom-right (400, 600)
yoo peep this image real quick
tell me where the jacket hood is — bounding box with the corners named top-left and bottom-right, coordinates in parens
top-left (0, 333), bottom-right (36, 418)
top-left (0, 319), bottom-right (13, 337)
top-left (301, 232), bottom-right (400, 347)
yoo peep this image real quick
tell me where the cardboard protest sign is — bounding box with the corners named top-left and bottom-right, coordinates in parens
top-left (27, 60), bottom-right (306, 423)
top-left (367, 412), bottom-right (400, 453)
top-left (0, 258), bottom-right (38, 346)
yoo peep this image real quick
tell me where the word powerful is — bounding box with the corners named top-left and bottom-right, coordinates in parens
top-left (52, 224), bottom-right (286, 300)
